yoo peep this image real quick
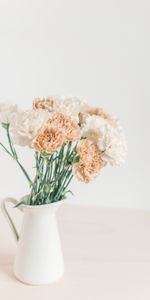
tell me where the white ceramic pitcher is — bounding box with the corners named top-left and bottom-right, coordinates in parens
top-left (1, 196), bottom-right (64, 285)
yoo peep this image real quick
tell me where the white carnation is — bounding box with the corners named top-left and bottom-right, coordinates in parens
top-left (52, 96), bottom-right (88, 121)
top-left (0, 102), bottom-right (18, 124)
top-left (82, 115), bottom-right (127, 166)
top-left (9, 109), bottom-right (50, 147)
top-left (100, 124), bottom-right (127, 166)
top-left (81, 115), bottom-right (105, 143)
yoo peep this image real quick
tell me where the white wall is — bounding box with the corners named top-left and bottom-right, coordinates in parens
top-left (0, 0), bottom-right (150, 209)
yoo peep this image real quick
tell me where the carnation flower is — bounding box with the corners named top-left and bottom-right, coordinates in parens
top-left (9, 109), bottom-right (50, 147)
top-left (81, 115), bottom-right (104, 143)
top-left (47, 113), bottom-right (81, 142)
top-left (32, 126), bottom-right (64, 153)
top-left (99, 124), bottom-right (127, 166)
top-left (33, 96), bottom-right (88, 121)
top-left (53, 96), bottom-right (88, 120)
top-left (79, 106), bottom-right (117, 127)
top-left (33, 98), bottom-right (54, 112)
top-left (0, 102), bottom-right (18, 124)
top-left (74, 139), bottom-right (106, 183)
top-left (81, 115), bottom-right (127, 166)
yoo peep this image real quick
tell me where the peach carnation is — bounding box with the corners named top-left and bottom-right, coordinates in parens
top-left (32, 126), bottom-right (64, 154)
top-left (74, 139), bottom-right (106, 183)
top-left (33, 98), bottom-right (54, 112)
top-left (47, 113), bottom-right (81, 142)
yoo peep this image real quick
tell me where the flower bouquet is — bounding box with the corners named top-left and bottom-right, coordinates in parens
top-left (0, 97), bottom-right (127, 285)
top-left (0, 97), bottom-right (127, 206)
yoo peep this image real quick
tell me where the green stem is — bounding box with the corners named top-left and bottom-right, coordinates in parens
top-left (54, 167), bottom-right (72, 202)
top-left (6, 125), bottom-right (17, 159)
top-left (0, 125), bottom-right (33, 187)
top-left (0, 142), bottom-right (13, 157)
top-left (16, 159), bottom-right (33, 187)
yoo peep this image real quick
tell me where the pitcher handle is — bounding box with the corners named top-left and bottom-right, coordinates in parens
top-left (1, 198), bottom-right (22, 242)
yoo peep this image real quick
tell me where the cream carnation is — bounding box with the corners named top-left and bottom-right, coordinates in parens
top-left (81, 115), bottom-right (103, 143)
top-left (9, 109), bottom-right (50, 147)
top-left (79, 106), bottom-right (117, 127)
top-left (99, 124), bottom-right (127, 166)
top-left (53, 96), bottom-right (88, 120)
top-left (82, 115), bottom-right (127, 166)
top-left (33, 96), bottom-right (88, 121)
top-left (0, 102), bottom-right (18, 124)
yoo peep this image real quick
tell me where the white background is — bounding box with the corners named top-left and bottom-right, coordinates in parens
top-left (0, 0), bottom-right (149, 209)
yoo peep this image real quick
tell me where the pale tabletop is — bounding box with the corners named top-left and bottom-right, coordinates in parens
top-left (0, 203), bottom-right (150, 300)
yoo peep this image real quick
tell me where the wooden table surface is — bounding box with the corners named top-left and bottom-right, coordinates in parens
top-left (0, 203), bottom-right (150, 300)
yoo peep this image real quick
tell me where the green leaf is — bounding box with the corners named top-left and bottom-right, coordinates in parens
top-left (72, 155), bottom-right (80, 164)
top-left (1, 122), bottom-right (9, 129)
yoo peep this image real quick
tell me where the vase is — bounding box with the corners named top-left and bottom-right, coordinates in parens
top-left (1, 196), bottom-right (64, 285)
